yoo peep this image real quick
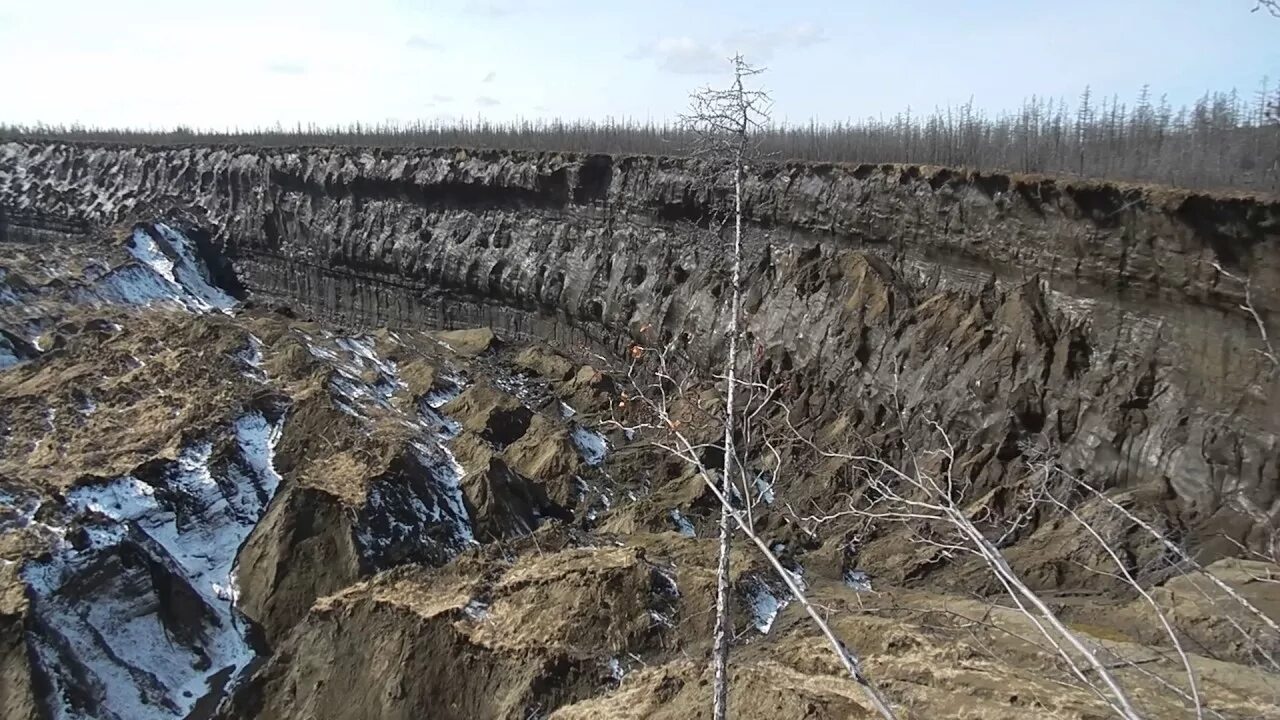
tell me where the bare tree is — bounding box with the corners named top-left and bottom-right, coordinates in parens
top-left (795, 420), bottom-right (1145, 719)
top-left (602, 341), bottom-right (900, 720)
top-left (679, 54), bottom-right (771, 720)
top-left (1254, 1), bottom-right (1280, 18)
top-left (1211, 261), bottom-right (1279, 373)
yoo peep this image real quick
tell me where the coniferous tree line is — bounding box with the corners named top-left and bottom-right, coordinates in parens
top-left (3, 81), bottom-right (1278, 191)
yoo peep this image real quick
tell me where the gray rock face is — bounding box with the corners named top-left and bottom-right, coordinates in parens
top-left (2, 141), bottom-right (1278, 552)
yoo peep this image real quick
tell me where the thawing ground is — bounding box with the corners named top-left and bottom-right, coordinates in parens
top-left (0, 221), bottom-right (634, 719)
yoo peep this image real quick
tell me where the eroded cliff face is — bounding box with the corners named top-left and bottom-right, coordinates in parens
top-left (2, 141), bottom-right (1280, 719)
top-left (2, 141), bottom-right (1276, 549)
top-left (0, 219), bottom-right (633, 718)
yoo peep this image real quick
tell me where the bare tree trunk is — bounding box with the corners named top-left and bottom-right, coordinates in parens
top-left (711, 60), bottom-right (750, 720)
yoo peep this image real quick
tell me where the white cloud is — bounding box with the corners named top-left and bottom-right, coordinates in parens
top-left (406, 35), bottom-right (441, 50)
top-left (631, 22), bottom-right (827, 75)
top-left (466, 1), bottom-right (526, 18)
top-left (728, 22), bottom-right (828, 59)
top-left (476, 96), bottom-right (501, 107)
top-left (482, 71), bottom-right (496, 83)
top-left (265, 61), bottom-right (307, 75)
top-left (629, 36), bottom-right (723, 75)
top-left (432, 94), bottom-right (454, 103)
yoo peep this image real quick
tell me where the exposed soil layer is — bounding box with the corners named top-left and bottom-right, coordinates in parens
top-left (1, 143), bottom-right (1278, 718)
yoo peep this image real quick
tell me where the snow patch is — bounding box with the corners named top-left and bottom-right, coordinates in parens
top-left (0, 344), bottom-right (19, 371)
top-left (843, 569), bottom-right (873, 592)
top-left (235, 334), bottom-right (266, 382)
top-left (668, 509), bottom-right (696, 538)
top-left (570, 425), bottom-right (609, 466)
top-left (752, 470), bottom-right (775, 505)
top-left (152, 223), bottom-right (236, 312)
top-left (24, 411), bottom-right (286, 720)
top-left (307, 333), bottom-right (411, 420)
top-left (463, 599), bottom-right (490, 620)
top-left (746, 578), bottom-right (788, 634)
top-left (75, 223), bottom-right (237, 315)
top-left (419, 374), bottom-right (466, 438)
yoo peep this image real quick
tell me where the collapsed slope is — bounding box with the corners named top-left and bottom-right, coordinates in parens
top-left (1, 141), bottom-right (1276, 553)
top-left (1, 142), bottom-right (1279, 718)
top-left (0, 222), bottom-right (629, 718)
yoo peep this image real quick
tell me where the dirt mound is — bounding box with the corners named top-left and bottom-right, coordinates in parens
top-left (220, 538), bottom-right (676, 720)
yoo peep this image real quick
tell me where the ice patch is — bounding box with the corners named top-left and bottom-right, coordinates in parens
top-left (76, 223), bottom-right (236, 315)
top-left (79, 264), bottom-right (188, 311)
top-left (668, 509), bottom-right (696, 538)
top-left (126, 228), bottom-right (178, 284)
top-left (152, 223), bottom-right (236, 311)
top-left (235, 334), bottom-right (266, 381)
top-left (25, 411), bottom-right (286, 720)
top-left (336, 336), bottom-right (401, 385)
top-left (843, 569), bottom-right (873, 592)
top-left (0, 344), bottom-right (19, 371)
top-left (419, 375), bottom-right (466, 438)
top-left (355, 439), bottom-right (477, 568)
top-left (234, 412), bottom-right (285, 502)
top-left (746, 578), bottom-right (787, 634)
top-left (570, 425), bottom-right (609, 466)
top-left (752, 470), bottom-right (775, 505)
top-left (464, 599), bottom-right (490, 620)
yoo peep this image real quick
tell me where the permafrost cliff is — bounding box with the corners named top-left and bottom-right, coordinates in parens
top-left (1, 140), bottom-right (1278, 719)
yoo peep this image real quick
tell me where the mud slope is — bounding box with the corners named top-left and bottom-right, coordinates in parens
top-left (2, 141), bottom-right (1277, 549)
top-left (2, 143), bottom-right (1279, 719)
top-left (0, 220), bottom-right (630, 718)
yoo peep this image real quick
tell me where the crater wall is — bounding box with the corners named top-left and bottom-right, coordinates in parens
top-left (2, 141), bottom-right (1278, 550)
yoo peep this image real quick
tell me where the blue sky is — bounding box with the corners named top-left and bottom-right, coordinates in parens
top-left (0, 0), bottom-right (1275, 129)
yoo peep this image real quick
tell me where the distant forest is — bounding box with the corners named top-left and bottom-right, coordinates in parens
top-left (3, 82), bottom-right (1279, 192)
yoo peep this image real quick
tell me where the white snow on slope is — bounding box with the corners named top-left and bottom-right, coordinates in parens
top-left (235, 334), bottom-right (266, 382)
top-left (668, 509), bottom-right (696, 538)
top-left (570, 424), bottom-right (609, 466)
top-left (420, 374), bottom-right (465, 439)
top-left (74, 224), bottom-right (237, 315)
top-left (24, 411), bottom-right (285, 720)
top-left (153, 223), bottom-right (236, 311)
top-left (746, 577), bottom-right (787, 634)
top-left (299, 334), bottom-right (477, 567)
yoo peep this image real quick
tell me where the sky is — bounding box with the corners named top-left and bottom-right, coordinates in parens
top-left (0, 0), bottom-right (1276, 130)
